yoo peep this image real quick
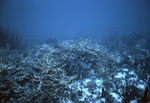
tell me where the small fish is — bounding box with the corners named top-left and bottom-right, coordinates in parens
top-left (59, 80), bottom-right (70, 85)
top-left (68, 75), bottom-right (78, 80)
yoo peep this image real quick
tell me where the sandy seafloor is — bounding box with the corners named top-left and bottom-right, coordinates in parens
top-left (0, 37), bottom-right (150, 103)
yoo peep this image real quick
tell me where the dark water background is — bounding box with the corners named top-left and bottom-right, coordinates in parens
top-left (0, 0), bottom-right (150, 41)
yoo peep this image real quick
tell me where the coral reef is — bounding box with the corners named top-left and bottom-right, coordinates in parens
top-left (0, 36), bottom-right (149, 102)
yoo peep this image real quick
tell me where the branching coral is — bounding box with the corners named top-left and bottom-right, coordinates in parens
top-left (0, 37), bottom-right (149, 102)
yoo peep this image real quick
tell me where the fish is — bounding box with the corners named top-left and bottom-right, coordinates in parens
top-left (68, 75), bottom-right (78, 81)
top-left (59, 80), bottom-right (70, 85)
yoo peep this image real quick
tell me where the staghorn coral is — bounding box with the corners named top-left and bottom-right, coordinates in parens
top-left (0, 38), bottom-right (149, 102)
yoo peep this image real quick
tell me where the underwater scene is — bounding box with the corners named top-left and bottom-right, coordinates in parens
top-left (0, 27), bottom-right (150, 103)
top-left (0, 0), bottom-right (150, 103)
